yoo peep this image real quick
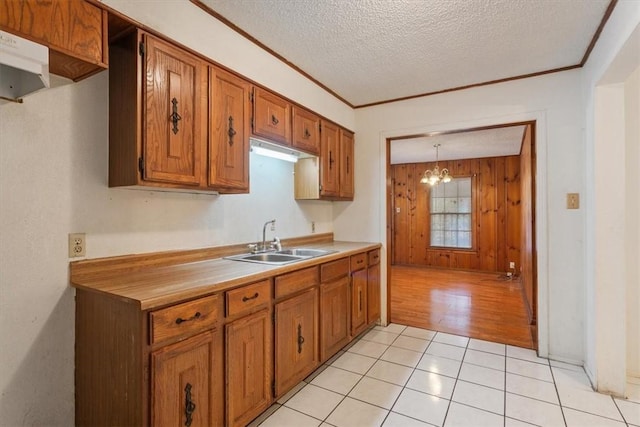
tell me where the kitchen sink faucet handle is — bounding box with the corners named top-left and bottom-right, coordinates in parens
top-left (271, 237), bottom-right (282, 251)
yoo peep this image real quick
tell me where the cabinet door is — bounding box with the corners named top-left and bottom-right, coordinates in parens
top-left (275, 288), bottom-right (319, 396)
top-left (320, 121), bottom-right (340, 197)
top-left (252, 87), bottom-right (291, 145)
top-left (209, 66), bottom-right (250, 192)
top-left (351, 269), bottom-right (368, 336)
top-left (151, 330), bottom-right (220, 427)
top-left (320, 276), bottom-right (350, 361)
top-left (367, 263), bottom-right (381, 325)
top-left (143, 34), bottom-right (202, 186)
top-left (226, 309), bottom-right (271, 427)
top-left (292, 106), bottom-right (320, 155)
top-left (339, 129), bottom-right (355, 199)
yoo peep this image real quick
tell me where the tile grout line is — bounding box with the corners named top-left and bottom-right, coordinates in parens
top-left (547, 356), bottom-right (569, 427)
top-left (611, 396), bottom-right (631, 426)
top-left (441, 332), bottom-right (471, 427)
top-left (379, 328), bottom-right (445, 426)
top-left (503, 347), bottom-right (507, 427)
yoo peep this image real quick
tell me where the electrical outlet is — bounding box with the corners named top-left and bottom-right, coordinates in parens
top-left (69, 233), bottom-right (86, 258)
top-left (509, 261), bottom-right (515, 269)
top-left (311, 221), bottom-right (316, 233)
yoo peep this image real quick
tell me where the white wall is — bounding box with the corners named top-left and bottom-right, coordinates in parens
top-left (581, 0), bottom-right (640, 394)
top-left (625, 66), bottom-right (640, 381)
top-left (0, 0), bottom-right (353, 423)
top-left (346, 70), bottom-right (585, 362)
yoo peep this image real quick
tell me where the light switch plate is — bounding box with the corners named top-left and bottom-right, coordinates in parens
top-left (567, 193), bottom-right (580, 209)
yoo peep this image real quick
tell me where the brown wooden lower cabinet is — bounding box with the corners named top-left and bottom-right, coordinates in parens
top-left (351, 268), bottom-right (368, 336)
top-left (274, 287), bottom-right (319, 397)
top-left (152, 330), bottom-right (220, 427)
top-left (73, 246), bottom-right (381, 426)
top-left (320, 276), bottom-right (350, 361)
top-left (225, 309), bottom-right (271, 427)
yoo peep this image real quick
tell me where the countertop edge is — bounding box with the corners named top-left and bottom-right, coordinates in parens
top-left (71, 241), bottom-right (381, 311)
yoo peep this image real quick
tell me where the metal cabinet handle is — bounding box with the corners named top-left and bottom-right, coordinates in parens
top-left (175, 312), bottom-right (201, 324)
top-left (170, 97), bottom-right (182, 135)
top-left (329, 151), bottom-right (334, 169)
top-left (228, 115), bottom-right (237, 145)
top-left (271, 114), bottom-right (279, 125)
top-left (184, 383), bottom-right (196, 426)
top-left (297, 323), bottom-right (305, 354)
top-left (304, 128), bottom-right (311, 139)
top-left (242, 292), bottom-right (259, 302)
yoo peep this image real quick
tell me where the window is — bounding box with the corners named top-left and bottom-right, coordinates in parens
top-left (430, 177), bottom-right (472, 248)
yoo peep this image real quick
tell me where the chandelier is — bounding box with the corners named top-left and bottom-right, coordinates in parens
top-left (420, 143), bottom-right (452, 186)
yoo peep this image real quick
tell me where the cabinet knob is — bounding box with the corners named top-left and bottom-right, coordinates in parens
top-left (271, 114), bottom-right (279, 125)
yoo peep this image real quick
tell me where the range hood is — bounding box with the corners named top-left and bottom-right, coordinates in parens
top-left (0, 30), bottom-right (50, 103)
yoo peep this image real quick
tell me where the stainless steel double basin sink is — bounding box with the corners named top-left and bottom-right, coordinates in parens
top-left (224, 248), bottom-right (336, 265)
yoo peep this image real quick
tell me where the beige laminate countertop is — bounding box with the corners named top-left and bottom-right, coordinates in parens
top-left (70, 241), bottom-right (380, 310)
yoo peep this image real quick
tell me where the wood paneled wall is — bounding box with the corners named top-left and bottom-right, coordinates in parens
top-left (391, 155), bottom-right (521, 273)
top-left (520, 125), bottom-right (536, 324)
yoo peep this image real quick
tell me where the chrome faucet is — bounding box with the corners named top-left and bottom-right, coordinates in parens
top-left (261, 219), bottom-right (276, 252)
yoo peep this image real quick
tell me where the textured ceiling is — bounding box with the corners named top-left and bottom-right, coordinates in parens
top-left (198, 0), bottom-right (612, 107)
top-left (390, 125), bottom-right (526, 165)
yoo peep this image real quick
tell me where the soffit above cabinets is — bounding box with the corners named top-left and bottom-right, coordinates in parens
top-left (195, 0), bottom-right (613, 107)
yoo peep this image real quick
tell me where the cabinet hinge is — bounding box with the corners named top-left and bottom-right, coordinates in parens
top-left (251, 117), bottom-right (254, 130)
top-left (139, 41), bottom-right (145, 56)
top-left (249, 90), bottom-right (254, 103)
top-left (272, 310), bottom-right (276, 324)
top-left (319, 122), bottom-right (322, 132)
top-left (138, 157), bottom-right (144, 174)
top-left (271, 380), bottom-right (276, 397)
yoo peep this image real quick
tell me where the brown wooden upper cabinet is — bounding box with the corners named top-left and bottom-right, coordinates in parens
top-left (109, 30), bottom-right (251, 194)
top-left (0, 0), bottom-right (108, 81)
top-left (339, 128), bottom-right (355, 199)
top-left (209, 66), bottom-right (251, 193)
top-left (294, 120), bottom-right (355, 201)
top-left (320, 120), bottom-right (341, 197)
top-left (109, 31), bottom-right (204, 190)
top-left (251, 87), bottom-right (291, 146)
top-left (292, 106), bottom-right (321, 155)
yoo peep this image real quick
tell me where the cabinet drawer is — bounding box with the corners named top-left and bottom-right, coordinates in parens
top-left (320, 258), bottom-right (350, 282)
top-left (368, 249), bottom-right (381, 266)
top-left (275, 266), bottom-right (319, 299)
top-left (150, 294), bottom-right (219, 345)
top-left (226, 279), bottom-right (271, 317)
top-left (350, 252), bottom-right (367, 272)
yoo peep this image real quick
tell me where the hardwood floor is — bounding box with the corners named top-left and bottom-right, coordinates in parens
top-left (390, 265), bottom-right (535, 349)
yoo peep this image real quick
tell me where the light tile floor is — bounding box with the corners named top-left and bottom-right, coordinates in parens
top-left (250, 324), bottom-right (640, 427)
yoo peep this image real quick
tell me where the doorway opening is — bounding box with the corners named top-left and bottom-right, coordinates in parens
top-left (385, 121), bottom-right (538, 349)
